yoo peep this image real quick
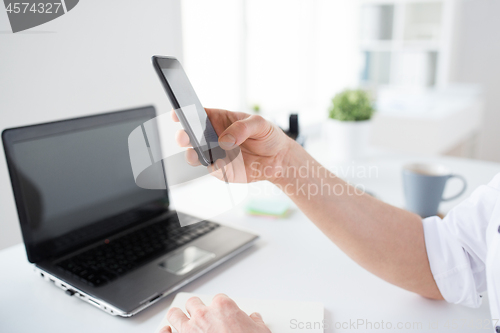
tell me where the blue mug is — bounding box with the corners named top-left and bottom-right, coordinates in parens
top-left (402, 163), bottom-right (467, 218)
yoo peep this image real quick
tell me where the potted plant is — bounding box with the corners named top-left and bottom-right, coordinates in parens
top-left (251, 104), bottom-right (261, 114)
top-left (324, 89), bottom-right (375, 161)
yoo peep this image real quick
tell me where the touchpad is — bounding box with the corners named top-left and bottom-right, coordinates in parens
top-left (159, 246), bottom-right (216, 276)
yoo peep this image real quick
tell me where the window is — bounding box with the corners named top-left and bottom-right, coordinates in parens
top-left (182, 0), bottom-right (360, 126)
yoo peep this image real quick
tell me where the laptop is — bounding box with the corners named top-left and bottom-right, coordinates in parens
top-left (2, 105), bottom-right (258, 317)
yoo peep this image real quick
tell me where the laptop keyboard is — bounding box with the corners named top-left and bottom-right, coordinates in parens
top-left (56, 217), bottom-right (219, 287)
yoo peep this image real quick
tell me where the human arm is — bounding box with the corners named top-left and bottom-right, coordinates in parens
top-left (275, 140), bottom-right (443, 299)
top-left (173, 108), bottom-right (443, 300)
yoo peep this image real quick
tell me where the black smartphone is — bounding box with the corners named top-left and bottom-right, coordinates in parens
top-left (152, 55), bottom-right (226, 166)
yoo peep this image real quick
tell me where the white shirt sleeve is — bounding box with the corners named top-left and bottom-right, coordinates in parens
top-left (422, 173), bottom-right (500, 308)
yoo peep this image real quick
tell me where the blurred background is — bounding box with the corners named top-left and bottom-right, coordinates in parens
top-left (1, 0), bottom-right (499, 249)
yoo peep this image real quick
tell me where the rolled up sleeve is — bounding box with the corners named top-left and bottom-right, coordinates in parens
top-left (422, 174), bottom-right (500, 308)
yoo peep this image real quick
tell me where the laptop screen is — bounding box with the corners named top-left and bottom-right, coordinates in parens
top-left (4, 107), bottom-right (168, 262)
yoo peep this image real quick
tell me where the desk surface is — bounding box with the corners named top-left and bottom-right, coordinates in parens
top-left (1, 153), bottom-right (499, 333)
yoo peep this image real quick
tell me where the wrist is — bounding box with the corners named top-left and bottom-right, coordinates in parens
top-left (272, 138), bottom-right (307, 187)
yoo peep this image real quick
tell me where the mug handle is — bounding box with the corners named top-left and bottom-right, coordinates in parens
top-left (441, 174), bottom-right (467, 202)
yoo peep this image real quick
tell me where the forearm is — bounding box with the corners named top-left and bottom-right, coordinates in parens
top-left (275, 140), bottom-right (443, 299)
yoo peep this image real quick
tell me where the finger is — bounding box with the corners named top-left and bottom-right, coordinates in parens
top-left (207, 161), bottom-right (221, 176)
top-left (214, 159), bottom-right (230, 183)
top-left (208, 162), bottom-right (217, 174)
top-left (212, 293), bottom-right (237, 309)
top-left (218, 115), bottom-right (269, 150)
top-left (166, 307), bottom-right (189, 332)
top-left (171, 110), bottom-right (180, 122)
top-left (249, 312), bottom-right (265, 324)
top-left (185, 297), bottom-right (206, 317)
top-left (207, 160), bottom-right (224, 180)
top-left (175, 130), bottom-right (192, 148)
top-left (185, 149), bottom-right (201, 166)
top-left (208, 168), bottom-right (224, 181)
top-left (215, 158), bottom-right (226, 169)
top-left (213, 293), bottom-right (230, 301)
top-left (158, 326), bottom-right (172, 333)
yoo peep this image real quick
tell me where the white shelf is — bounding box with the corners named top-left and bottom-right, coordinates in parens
top-left (359, 0), bottom-right (455, 88)
top-left (404, 2), bottom-right (443, 40)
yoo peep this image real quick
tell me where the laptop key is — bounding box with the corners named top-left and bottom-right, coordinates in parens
top-left (56, 217), bottom-right (219, 287)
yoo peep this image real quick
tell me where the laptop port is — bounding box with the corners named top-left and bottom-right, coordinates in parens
top-left (88, 299), bottom-right (100, 307)
top-left (40, 273), bottom-right (44, 278)
top-left (149, 294), bottom-right (163, 303)
top-left (65, 289), bottom-right (76, 296)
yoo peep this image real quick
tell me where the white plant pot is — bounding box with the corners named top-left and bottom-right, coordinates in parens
top-left (323, 119), bottom-right (372, 161)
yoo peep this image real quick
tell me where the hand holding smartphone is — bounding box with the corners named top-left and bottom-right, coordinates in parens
top-left (152, 56), bottom-right (227, 167)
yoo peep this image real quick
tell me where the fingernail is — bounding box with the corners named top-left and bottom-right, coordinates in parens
top-left (159, 326), bottom-right (171, 333)
top-left (219, 134), bottom-right (235, 148)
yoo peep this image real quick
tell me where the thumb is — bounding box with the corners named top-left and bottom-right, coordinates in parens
top-left (249, 312), bottom-right (265, 324)
top-left (219, 115), bottom-right (268, 150)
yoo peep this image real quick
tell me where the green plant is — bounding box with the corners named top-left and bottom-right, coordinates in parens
top-left (328, 89), bottom-right (375, 121)
top-left (251, 104), bottom-right (261, 114)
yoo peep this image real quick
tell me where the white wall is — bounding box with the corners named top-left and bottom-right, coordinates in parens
top-left (0, 0), bottom-right (183, 250)
top-left (450, 0), bottom-right (500, 162)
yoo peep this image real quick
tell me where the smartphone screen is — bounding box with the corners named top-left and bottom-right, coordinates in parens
top-left (153, 57), bottom-right (225, 165)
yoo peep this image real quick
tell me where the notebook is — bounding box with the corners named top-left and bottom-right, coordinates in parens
top-left (156, 292), bottom-right (324, 333)
top-left (245, 198), bottom-right (291, 218)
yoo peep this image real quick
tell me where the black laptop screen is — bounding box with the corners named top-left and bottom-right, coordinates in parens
top-left (6, 109), bottom-right (168, 262)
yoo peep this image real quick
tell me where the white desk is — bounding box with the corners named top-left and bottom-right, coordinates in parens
top-left (1, 153), bottom-right (499, 333)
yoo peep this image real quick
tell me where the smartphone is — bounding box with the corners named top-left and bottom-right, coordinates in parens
top-left (152, 55), bottom-right (226, 166)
